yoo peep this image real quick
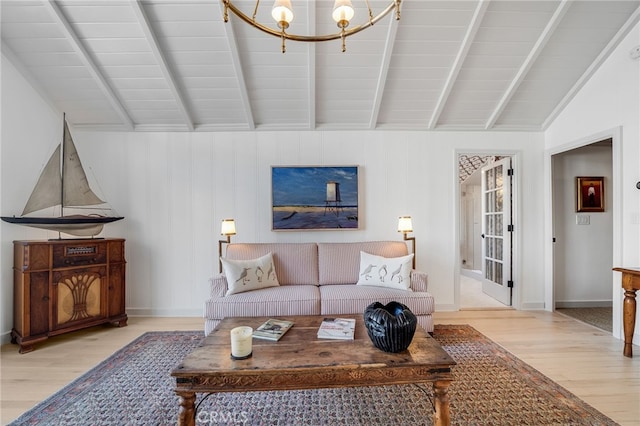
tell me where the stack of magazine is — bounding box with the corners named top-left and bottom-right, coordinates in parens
top-left (253, 318), bottom-right (294, 341)
top-left (317, 318), bottom-right (356, 340)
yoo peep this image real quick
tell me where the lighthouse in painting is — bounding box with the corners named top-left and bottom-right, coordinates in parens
top-left (325, 181), bottom-right (343, 216)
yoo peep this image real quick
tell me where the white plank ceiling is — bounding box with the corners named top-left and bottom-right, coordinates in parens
top-left (2, 0), bottom-right (639, 132)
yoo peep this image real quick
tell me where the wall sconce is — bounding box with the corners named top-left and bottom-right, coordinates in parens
top-left (219, 219), bottom-right (236, 272)
top-left (398, 216), bottom-right (416, 269)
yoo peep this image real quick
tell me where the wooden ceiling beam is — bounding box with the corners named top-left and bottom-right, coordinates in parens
top-left (43, 0), bottom-right (134, 131)
top-left (369, 7), bottom-right (400, 130)
top-left (218, 0), bottom-right (255, 130)
top-left (428, 0), bottom-right (489, 130)
top-left (131, 1), bottom-right (195, 132)
top-left (307, 0), bottom-right (317, 130)
top-left (485, 0), bottom-right (572, 130)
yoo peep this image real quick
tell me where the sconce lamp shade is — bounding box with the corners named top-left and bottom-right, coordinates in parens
top-left (219, 219), bottom-right (236, 272)
top-left (397, 216), bottom-right (416, 269)
top-left (397, 216), bottom-right (413, 233)
top-left (220, 219), bottom-right (236, 236)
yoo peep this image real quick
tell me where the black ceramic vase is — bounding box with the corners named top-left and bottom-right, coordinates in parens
top-left (363, 301), bottom-right (417, 353)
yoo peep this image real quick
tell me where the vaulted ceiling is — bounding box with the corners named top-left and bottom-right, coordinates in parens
top-left (2, 0), bottom-right (639, 132)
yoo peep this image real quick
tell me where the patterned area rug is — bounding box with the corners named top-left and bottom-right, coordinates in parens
top-left (557, 307), bottom-right (613, 332)
top-left (9, 325), bottom-right (617, 426)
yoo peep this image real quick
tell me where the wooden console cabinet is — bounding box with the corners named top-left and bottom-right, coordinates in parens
top-left (11, 238), bottom-right (127, 353)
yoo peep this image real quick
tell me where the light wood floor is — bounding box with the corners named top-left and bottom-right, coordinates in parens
top-left (1, 311), bottom-right (639, 425)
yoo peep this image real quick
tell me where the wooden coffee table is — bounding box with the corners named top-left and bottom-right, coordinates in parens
top-left (172, 315), bottom-right (456, 426)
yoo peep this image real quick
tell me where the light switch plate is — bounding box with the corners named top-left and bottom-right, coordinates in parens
top-left (576, 215), bottom-right (590, 225)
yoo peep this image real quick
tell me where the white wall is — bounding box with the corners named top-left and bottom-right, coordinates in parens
top-left (553, 144), bottom-right (613, 306)
top-left (545, 22), bottom-right (640, 343)
top-left (0, 56), bottom-right (548, 342)
top-left (1, 54), bottom-right (63, 343)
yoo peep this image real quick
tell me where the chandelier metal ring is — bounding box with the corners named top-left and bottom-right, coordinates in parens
top-left (222, 0), bottom-right (402, 53)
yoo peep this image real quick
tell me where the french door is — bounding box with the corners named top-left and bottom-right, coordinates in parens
top-left (481, 157), bottom-right (513, 305)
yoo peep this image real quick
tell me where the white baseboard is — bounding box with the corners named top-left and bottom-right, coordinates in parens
top-left (461, 268), bottom-right (482, 280)
top-left (126, 308), bottom-right (203, 317)
top-left (435, 303), bottom-right (457, 312)
top-left (1, 331), bottom-right (11, 345)
top-left (521, 302), bottom-right (545, 310)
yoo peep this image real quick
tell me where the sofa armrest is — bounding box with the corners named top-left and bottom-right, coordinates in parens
top-left (210, 274), bottom-right (228, 298)
top-left (410, 270), bottom-right (428, 292)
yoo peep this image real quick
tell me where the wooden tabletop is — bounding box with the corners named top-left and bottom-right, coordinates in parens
top-left (172, 315), bottom-right (456, 392)
top-left (614, 267), bottom-right (640, 276)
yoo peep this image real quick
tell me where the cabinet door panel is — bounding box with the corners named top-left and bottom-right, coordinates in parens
top-left (108, 263), bottom-right (126, 316)
top-left (29, 272), bottom-right (50, 335)
top-left (52, 266), bottom-right (107, 330)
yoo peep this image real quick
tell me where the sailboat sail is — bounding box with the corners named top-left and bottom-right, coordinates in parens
top-left (22, 145), bottom-right (63, 216)
top-left (61, 120), bottom-right (105, 208)
top-left (2, 116), bottom-right (123, 237)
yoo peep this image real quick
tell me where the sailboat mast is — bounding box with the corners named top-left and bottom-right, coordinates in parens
top-left (60, 113), bottom-right (65, 217)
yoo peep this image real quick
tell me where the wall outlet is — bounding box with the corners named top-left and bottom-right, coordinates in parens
top-left (576, 215), bottom-right (590, 225)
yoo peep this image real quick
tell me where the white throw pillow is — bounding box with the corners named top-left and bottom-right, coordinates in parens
top-left (222, 253), bottom-right (280, 296)
top-left (356, 251), bottom-right (413, 291)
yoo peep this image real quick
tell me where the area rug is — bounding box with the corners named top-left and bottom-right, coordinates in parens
top-left (557, 307), bottom-right (613, 332)
top-left (9, 325), bottom-right (617, 426)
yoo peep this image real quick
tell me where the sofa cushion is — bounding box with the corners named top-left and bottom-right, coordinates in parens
top-left (319, 285), bottom-right (434, 316)
top-left (225, 243), bottom-right (319, 286)
top-left (318, 241), bottom-right (409, 285)
top-left (222, 252), bottom-right (279, 296)
top-left (205, 285), bottom-right (321, 319)
top-left (356, 251), bottom-right (413, 291)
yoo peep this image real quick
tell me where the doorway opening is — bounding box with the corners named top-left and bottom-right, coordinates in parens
top-left (458, 153), bottom-right (513, 310)
top-left (551, 139), bottom-right (613, 333)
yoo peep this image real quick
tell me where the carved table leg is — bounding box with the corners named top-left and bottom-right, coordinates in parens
top-left (176, 391), bottom-right (196, 426)
top-left (623, 288), bottom-right (637, 358)
top-left (432, 380), bottom-right (452, 426)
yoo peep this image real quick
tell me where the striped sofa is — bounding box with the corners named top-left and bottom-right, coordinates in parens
top-left (204, 241), bottom-right (435, 336)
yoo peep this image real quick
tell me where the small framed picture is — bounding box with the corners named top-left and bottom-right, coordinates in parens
top-left (576, 176), bottom-right (604, 212)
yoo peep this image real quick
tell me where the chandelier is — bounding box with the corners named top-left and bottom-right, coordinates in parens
top-left (222, 0), bottom-right (402, 53)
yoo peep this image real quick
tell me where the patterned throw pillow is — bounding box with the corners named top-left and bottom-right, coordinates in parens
top-left (222, 252), bottom-right (280, 296)
top-left (356, 251), bottom-right (413, 291)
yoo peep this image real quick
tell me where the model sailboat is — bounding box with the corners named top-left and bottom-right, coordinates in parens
top-left (1, 116), bottom-right (124, 237)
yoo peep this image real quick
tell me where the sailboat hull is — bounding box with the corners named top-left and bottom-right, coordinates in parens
top-left (1, 216), bottom-right (123, 237)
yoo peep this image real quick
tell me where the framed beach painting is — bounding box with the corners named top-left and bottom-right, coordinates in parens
top-left (576, 176), bottom-right (604, 212)
top-left (271, 166), bottom-right (360, 230)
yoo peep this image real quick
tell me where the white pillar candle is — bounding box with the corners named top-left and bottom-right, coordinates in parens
top-left (230, 326), bottom-right (253, 359)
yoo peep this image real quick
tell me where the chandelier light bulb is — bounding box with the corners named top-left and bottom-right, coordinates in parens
top-left (332, 0), bottom-right (355, 26)
top-left (272, 0), bottom-right (294, 27)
